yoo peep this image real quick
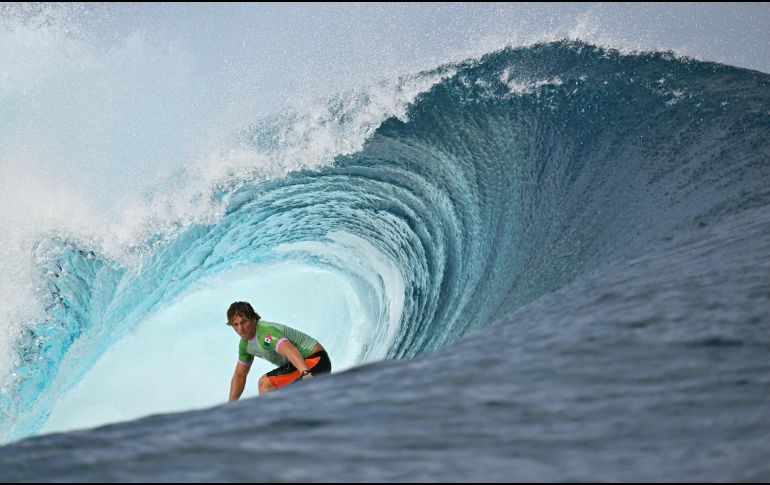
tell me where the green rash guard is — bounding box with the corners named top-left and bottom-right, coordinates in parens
top-left (238, 321), bottom-right (319, 368)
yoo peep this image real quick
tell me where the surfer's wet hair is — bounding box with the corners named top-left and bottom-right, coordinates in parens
top-left (227, 301), bottom-right (261, 324)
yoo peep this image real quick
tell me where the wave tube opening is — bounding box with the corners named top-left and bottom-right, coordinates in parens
top-left (41, 257), bottom-right (385, 435)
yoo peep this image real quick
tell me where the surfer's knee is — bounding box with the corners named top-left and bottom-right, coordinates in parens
top-left (258, 374), bottom-right (274, 395)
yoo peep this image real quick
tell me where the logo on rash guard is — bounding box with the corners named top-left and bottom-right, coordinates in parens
top-left (264, 334), bottom-right (273, 347)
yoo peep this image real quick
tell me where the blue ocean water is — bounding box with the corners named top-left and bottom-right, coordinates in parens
top-left (0, 41), bottom-right (769, 481)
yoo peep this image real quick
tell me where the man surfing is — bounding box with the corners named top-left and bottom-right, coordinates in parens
top-left (226, 301), bottom-right (331, 400)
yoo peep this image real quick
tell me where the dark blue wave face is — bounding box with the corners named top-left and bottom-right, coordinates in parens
top-left (3, 41), bottom-right (770, 444)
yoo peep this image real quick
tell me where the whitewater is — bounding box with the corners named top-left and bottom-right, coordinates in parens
top-left (1, 4), bottom-right (769, 482)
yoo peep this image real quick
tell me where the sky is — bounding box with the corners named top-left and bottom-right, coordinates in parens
top-left (88, 3), bottom-right (770, 108)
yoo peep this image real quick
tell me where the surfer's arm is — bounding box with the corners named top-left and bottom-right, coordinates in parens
top-left (229, 361), bottom-right (251, 401)
top-left (276, 340), bottom-right (312, 378)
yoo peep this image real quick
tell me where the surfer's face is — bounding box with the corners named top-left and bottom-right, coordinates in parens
top-left (228, 315), bottom-right (256, 340)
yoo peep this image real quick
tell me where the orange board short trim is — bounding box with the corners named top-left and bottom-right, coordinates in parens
top-left (266, 356), bottom-right (321, 389)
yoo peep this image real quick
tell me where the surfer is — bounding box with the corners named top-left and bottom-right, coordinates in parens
top-left (226, 301), bottom-right (331, 400)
